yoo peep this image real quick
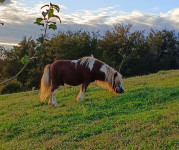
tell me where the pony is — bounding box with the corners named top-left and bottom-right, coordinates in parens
top-left (39, 56), bottom-right (125, 106)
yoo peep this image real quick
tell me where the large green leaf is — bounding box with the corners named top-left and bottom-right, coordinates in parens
top-left (50, 3), bottom-right (60, 12)
top-left (49, 24), bottom-right (57, 30)
top-left (21, 55), bottom-right (30, 65)
top-left (48, 9), bottom-right (54, 18)
top-left (35, 18), bottom-right (43, 23)
top-left (34, 22), bottom-right (44, 26)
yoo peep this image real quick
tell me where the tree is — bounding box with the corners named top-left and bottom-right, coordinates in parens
top-left (2, 38), bottom-right (36, 85)
top-left (0, 46), bottom-right (5, 57)
top-left (115, 24), bottom-right (143, 71)
top-left (0, 46), bottom-right (5, 80)
top-left (99, 24), bottom-right (144, 73)
top-left (146, 29), bottom-right (179, 71)
top-left (46, 30), bottom-right (99, 61)
top-left (159, 30), bottom-right (179, 69)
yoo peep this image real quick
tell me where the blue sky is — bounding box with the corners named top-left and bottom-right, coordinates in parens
top-left (23, 0), bottom-right (179, 13)
top-left (0, 0), bottom-right (179, 48)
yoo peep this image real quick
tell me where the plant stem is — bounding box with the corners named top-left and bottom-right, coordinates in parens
top-left (0, 53), bottom-right (37, 86)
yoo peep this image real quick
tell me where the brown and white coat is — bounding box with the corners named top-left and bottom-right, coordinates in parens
top-left (40, 56), bottom-right (125, 106)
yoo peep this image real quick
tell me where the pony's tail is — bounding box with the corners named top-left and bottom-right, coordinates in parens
top-left (39, 64), bottom-right (51, 102)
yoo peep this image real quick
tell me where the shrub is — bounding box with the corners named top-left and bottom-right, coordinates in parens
top-left (0, 82), bottom-right (23, 94)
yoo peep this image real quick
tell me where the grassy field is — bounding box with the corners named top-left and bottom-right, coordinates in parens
top-left (0, 70), bottom-right (179, 150)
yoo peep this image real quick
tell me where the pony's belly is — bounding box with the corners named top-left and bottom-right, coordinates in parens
top-left (64, 80), bottom-right (82, 86)
top-left (63, 75), bottom-right (83, 86)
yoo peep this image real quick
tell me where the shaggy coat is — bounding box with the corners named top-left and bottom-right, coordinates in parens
top-left (39, 56), bottom-right (125, 106)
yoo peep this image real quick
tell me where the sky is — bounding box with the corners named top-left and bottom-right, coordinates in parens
top-left (0, 0), bottom-right (179, 48)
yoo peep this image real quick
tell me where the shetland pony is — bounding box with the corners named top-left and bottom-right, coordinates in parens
top-left (39, 56), bottom-right (125, 106)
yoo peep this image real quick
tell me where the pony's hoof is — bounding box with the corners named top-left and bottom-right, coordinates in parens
top-left (48, 102), bottom-right (52, 106)
top-left (54, 103), bottom-right (59, 107)
top-left (76, 96), bottom-right (82, 102)
top-left (76, 95), bottom-right (80, 102)
top-left (76, 96), bottom-right (83, 102)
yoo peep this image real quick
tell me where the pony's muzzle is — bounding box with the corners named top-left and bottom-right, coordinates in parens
top-left (116, 83), bottom-right (125, 94)
top-left (119, 88), bottom-right (125, 94)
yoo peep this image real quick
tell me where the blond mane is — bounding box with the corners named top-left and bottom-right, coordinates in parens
top-left (96, 65), bottom-right (122, 94)
top-left (96, 80), bottom-right (118, 94)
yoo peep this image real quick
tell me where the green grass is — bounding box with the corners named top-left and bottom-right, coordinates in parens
top-left (0, 70), bottom-right (179, 150)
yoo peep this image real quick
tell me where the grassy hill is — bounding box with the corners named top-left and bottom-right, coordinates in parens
top-left (0, 70), bottom-right (179, 150)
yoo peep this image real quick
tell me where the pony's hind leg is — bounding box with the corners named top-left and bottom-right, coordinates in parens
top-left (48, 88), bottom-right (58, 106)
top-left (52, 89), bottom-right (58, 106)
top-left (48, 92), bottom-right (53, 105)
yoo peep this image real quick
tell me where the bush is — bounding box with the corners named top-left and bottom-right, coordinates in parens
top-left (0, 83), bottom-right (23, 94)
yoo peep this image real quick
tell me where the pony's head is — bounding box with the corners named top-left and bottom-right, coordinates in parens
top-left (96, 65), bottom-right (125, 94)
top-left (113, 72), bottom-right (125, 94)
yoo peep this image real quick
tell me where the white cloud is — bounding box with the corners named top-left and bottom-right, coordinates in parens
top-left (0, 42), bottom-right (18, 46)
top-left (0, 0), bottom-right (42, 24)
top-left (160, 8), bottom-right (179, 29)
top-left (160, 8), bottom-right (179, 22)
top-left (61, 7), bottom-right (179, 32)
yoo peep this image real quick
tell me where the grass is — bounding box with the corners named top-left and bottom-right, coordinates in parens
top-left (0, 70), bottom-right (179, 150)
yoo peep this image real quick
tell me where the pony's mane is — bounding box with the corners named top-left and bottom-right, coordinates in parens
top-left (80, 56), bottom-right (96, 71)
top-left (80, 56), bottom-right (104, 65)
top-left (96, 80), bottom-right (118, 94)
top-left (105, 65), bottom-right (116, 86)
top-left (80, 56), bottom-right (105, 71)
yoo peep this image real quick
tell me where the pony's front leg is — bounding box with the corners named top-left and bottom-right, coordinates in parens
top-left (77, 83), bottom-right (89, 102)
top-left (77, 87), bottom-right (84, 101)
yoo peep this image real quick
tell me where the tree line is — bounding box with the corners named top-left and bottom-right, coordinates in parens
top-left (0, 24), bottom-right (179, 93)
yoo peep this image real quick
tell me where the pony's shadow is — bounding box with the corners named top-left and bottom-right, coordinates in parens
top-left (34, 102), bottom-right (47, 107)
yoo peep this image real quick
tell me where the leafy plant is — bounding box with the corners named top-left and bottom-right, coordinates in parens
top-left (33, 3), bottom-right (61, 54)
top-left (34, 2), bottom-right (61, 37)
